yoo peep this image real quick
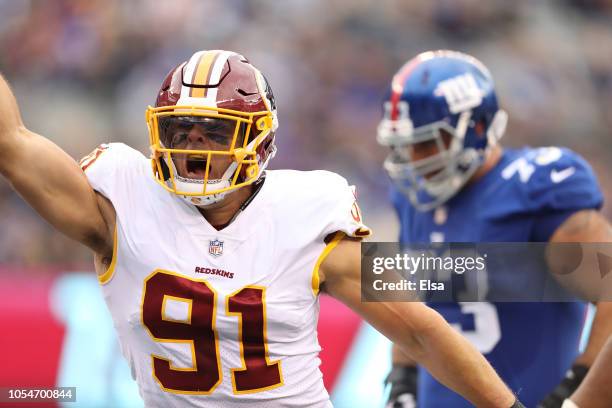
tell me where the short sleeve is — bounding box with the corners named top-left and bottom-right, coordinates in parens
top-left (324, 181), bottom-right (372, 239)
top-left (307, 171), bottom-right (371, 240)
top-left (522, 147), bottom-right (603, 241)
top-left (80, 142), bottom-right (144, 201)
top-left (524, 147), bottom-right (603, 212)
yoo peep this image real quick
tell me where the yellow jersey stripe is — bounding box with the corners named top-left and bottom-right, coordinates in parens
top-left (311, 232), bottom-right (345, 297)
top-left (98, 224), bottom-right (118, 285)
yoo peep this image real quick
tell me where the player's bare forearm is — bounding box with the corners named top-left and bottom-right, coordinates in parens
top-left (549, 211), bottom-right (612, 362)
top-left (569, 336), bottom-right (612, 408)
top-left (539, 307), bottom-right (612, 407)
top-left (380, 301), bottom-right (514, 407)
top-left (0, 73), bottom-right (111, 254)
top-left (538, 212), bottom-right (612, 407)
top-left (392, 342), bottom-right (418, 366)
top-left (320, 237), bottom-right (515, 407)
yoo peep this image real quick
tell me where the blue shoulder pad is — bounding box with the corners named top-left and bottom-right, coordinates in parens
top-left (500, 147), bottom-right (603, 212)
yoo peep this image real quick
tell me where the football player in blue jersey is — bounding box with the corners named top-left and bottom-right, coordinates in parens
top-left (377, 50), bottom-right (612, 408)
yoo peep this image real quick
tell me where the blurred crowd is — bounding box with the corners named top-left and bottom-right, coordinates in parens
top-left (0, 0), bottom-right (611, 265)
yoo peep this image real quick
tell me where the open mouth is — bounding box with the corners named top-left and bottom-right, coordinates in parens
top-left (185, 155), bottom-right (208, 178)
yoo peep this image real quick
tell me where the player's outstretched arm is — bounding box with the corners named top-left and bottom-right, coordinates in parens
top-left (0, 73), bottom-right (111, 254)
top-left (319, 236), bottom-right (519, 408)
top-left (538, 210), bottom-right (612, 407)
top-left (562, 336), bottom-right (612, 408)
top-left (384, 344), bottom-right (419, 407)
top-left (538, 304), bottom-right (612, 408)
top-left (549, 211), bottom-right (612, 364)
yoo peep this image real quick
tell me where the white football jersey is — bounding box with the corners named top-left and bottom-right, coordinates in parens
top-left (82, 143), bottom-right (371, 407)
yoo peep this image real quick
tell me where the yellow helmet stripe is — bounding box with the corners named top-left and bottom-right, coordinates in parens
top-left (190, 51), bottom-right (221, 98)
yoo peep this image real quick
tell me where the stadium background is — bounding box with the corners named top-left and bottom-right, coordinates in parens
top-left (0, 0), bottom-right (610, 406)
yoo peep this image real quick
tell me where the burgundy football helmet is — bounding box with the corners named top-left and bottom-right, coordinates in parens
top-left (146, 50), bottom-right (278, 206)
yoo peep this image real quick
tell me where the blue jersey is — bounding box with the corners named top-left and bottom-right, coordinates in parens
top-left (391, 147), bottom-right (603, 407)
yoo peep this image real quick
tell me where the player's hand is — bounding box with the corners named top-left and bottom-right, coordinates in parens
top-left (384, 366), bottom-right (417, 408)
top-left (537, 364), bottom-right (589, 408)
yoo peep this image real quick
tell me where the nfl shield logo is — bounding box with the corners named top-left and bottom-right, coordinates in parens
top-left (209, 239), bottom-right (224, 257)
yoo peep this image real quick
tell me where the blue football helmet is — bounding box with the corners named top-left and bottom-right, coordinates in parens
top-left (377, 50), bottom-right (507, 211)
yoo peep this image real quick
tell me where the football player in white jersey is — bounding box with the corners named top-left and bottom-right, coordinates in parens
top-left (0, 50), bottom-right (524, 407)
